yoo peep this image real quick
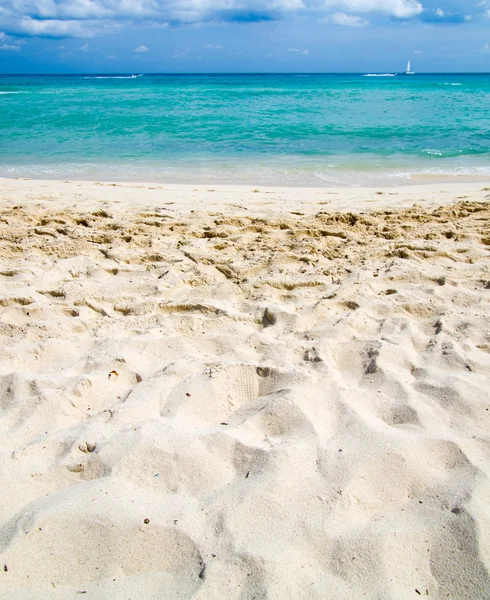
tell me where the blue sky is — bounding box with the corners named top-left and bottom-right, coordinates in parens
top-left (0, 1), bottom-right (489, 73)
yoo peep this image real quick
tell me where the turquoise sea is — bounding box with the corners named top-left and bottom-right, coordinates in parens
top-left (1, 73), bottom-right (489, 186)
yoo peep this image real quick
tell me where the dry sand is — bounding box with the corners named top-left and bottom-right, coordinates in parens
top-left (0, 178), bottom-right (489, 599)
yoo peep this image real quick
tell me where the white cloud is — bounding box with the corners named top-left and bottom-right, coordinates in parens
top-left (0, 43), bottom-right (21, 50)
top-left (203, 44), bottom-right (223, 49)
top-left (134, 45), bottom-right (149, 53)
top-left (0, 0), bottom-right (427, 39)
top-left (484, 42), bottom-right (490, 53)
top-left (414, 48), bottom-right (423, 54)
top-left (15, 17), bottom-right (97, 38)
top-left (322, 12), bottom-right (368, 26)
top-left (322, 0), bottom-right (422, 19)
top-left (288, 47), bottom-right (309, 54)
top-left (4, 0), bottom-right (488, 41)
top-left (79, 43), bottom-right (89, 51)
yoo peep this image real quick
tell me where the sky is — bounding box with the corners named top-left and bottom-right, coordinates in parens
top-left (0, 1), bottom-right (489, 73)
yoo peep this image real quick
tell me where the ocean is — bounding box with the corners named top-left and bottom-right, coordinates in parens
top-left (1, 73), bottom-right (489, 186)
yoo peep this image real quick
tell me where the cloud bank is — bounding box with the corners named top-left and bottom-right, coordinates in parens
top-left (0, 0), bottom-right (486, 39)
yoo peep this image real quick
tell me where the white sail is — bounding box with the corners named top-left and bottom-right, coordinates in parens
top-left (404, 60), bottom-right (414, 75)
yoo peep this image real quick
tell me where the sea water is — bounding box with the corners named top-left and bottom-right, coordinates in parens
top-left (1, 73), bottom-right (489, 186)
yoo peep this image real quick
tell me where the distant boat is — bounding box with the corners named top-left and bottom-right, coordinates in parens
top-left (404, 61), bottom-right (414, 75)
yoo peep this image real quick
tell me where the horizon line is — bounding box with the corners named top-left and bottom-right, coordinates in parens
top-left (2, 71), bottom-right (490, 76)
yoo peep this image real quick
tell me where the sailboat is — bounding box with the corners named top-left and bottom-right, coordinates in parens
top-left (404, 61), bottom-right (414, 75)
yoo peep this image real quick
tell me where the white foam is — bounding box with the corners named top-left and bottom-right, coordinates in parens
top-left (363, 73), bottom-right (397, 77)
top-left (84, 74), bottom-right (143, 79)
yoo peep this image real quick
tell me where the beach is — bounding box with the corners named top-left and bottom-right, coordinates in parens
top-left (0, 177), bottom-right (489, 599)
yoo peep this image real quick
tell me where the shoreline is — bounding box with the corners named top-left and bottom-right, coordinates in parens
top-left (1, 177), bottom-right (490, 598)
top-left (2, 168), bottom-right (490, 189)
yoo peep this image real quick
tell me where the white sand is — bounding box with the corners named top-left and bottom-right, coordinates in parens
top-left (0, 178), bottom-right (489, 599)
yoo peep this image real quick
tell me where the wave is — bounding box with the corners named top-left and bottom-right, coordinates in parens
top-left (419, 147), bottom-right (489, 158)
top-left (363, 73), bottom-right (397, 77)
top-left (84, 74), bottom-right (143, 79)
top-left (3, 156), bottom-right (490, 188)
